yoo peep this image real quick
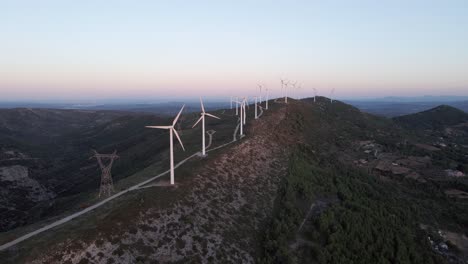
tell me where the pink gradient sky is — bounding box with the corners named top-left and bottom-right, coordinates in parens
top-left (1, 1), bottom-right (468, 101)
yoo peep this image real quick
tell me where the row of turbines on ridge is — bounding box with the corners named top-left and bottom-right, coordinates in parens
top-left (93, 81), bottom-right (336, 196)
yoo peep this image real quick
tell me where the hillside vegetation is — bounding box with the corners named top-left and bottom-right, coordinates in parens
top-left (257, 99), bottom-right (468, 263)
top-left (0, 107), bottom-right (233, 232)
top-left (1, 98), bottom-right (467, 263)
top-left (394, 105), bottom-right (468, 130)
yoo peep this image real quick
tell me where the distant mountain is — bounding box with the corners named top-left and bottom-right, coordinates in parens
top-left (0, 101), bottom-right (231, 116)
top-left (0, 106), bottom-right (231, 232)
top-left (394, 105), bottom-right (468, 129)
top-left (0, 108), bottom-right (169, 231)
top-left (346, 100), bottom-right (468, 117)
top-left (2, 98), bottom-right (468, 263)
top-left (352, 96), bottom-right (468, 103)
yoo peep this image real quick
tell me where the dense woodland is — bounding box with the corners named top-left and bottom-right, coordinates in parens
top-left (1, 99), bottom-right (467, 263)
top-left (259, 147), bottom-right (448, 263)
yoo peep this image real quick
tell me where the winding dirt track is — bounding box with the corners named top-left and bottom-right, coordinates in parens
top-left (31, 103), bottom-right (295, 263)
top-left (0, 113), bottom-right (243, 252)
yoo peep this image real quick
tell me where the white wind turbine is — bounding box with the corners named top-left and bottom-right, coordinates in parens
top-left (290, 81), bottom-right (298, 99)
top-left (242, 97), bottom-right (248, 125)
top-left (265, 87), bottom-right (270, 110)
top-left (280, 79), bottom-right (285, 100)
top-left (254, 96), bottom-right (259, 119)
top-left (193, 97), bottom-right (220, 157)
top-left (330, 88), bottom-right (335, 103)
top-left (233, 98), bottom-right (244, 137)
top-left (146, 105), bottom-right (185, 185)
top-left (281, 79), bottom-right (289, 103)
top-left (296, 83), bottom-right (302, 100)
top-left (230, 96), bottom-right (233, 110)
top-left (313, 88), bottom-right (317, 102)
top-left (258, 84), bottom-right (263, 105)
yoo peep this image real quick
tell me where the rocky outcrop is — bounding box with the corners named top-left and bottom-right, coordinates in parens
top-left (0, 165), bottom-right (54, 202)
top-left (0, 165), bottom-right (55, 231)
top-left (29, 106), bottom-right (296, 263)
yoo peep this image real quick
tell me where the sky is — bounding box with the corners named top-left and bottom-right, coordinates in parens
top-left (1, 0), bottom-right (468, 102)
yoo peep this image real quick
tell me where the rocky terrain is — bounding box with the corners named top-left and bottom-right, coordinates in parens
top-left (1, 98), bottom-right (467, 263)
top-left (0, 108), bottom-right (174, 231)
top-left (21, 103), bottom-right (297, 263)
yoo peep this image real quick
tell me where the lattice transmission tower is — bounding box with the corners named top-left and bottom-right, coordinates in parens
top-left (90, 150), bottom-right (119, 198)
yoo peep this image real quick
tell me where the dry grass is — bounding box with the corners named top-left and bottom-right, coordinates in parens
top-left (25, 103), bottom-right (297, 263)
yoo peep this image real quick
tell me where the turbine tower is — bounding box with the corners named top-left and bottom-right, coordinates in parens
top-left (313, 87), bottom-right (317, 102)
top-left (234, 99), bottom-right (245, 137)
top-left (330, 88), bottom-right (335, 103)
top-left (242, 97), bottom-right (247, 125)
top-left (258, 84), bottom-right (263, 105)
top-left (193, 97), bottom-right (220, 157)
top-left (146, 105), bottom-right (185, 185)
top-left (280, 79), bottom-right (285, 98)
top-left (281, 79), bottom-right (289, 103)
top-left (90, 150), bottom-right (119, 198)
top-left (265, 88), bottom-right (269, 110)
top-left (297, 83), bottom-right (302, 100)
top-left (290, 81), bottom-right (297, 99)
top-left (239, 99), bottom-right (245, 137)
top-left (254, 96), bottom-right (259, 119)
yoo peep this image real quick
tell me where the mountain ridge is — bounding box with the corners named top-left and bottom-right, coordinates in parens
top-left (1, 98), bottom-right (467, 263)
top-left (394, 104), bottom-right (468, 130)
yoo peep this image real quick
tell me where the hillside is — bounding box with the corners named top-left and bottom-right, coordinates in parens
top-left (394, 105), bottom-right (468, 130)
top-left (0, 108), bottom-right (230, 232)
top-left (1, 99), bottom-right (467, 263)
top-left (347, 100), bottom-right (468, 117)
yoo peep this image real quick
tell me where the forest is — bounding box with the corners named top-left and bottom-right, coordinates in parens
top-left (258, 145), bottom-right (451, 264)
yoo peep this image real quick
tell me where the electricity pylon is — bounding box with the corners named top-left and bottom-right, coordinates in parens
top-left (90, 150), bottom-right (119, 198)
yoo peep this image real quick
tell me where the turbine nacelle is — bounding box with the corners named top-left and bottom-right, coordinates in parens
top-left (192, 97), bottom-right (221, 156)
top-left (146, 104), bottom-right (186, 151)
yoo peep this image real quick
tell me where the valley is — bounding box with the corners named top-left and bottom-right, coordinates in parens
top-left (0, 98), bottom-right (467, 263)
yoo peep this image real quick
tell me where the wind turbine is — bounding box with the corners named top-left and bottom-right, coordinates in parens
top-left (290, 81), bottom-right (298, 100)
top-left (193, 97), bottom-right (220, 157)
top-left (265, 87), bottom-right (269, 110)
top-left (234, 99), bottom-right (244, 137)
top-left (230, 96), bottom-right (233, 110)
top-left (313, 88), bottom-right (317, 102)
top-left (330, 88), bottom-right (335, 103)
top-left (234, 96), bottom-right (239, 115)
top-left (254, 96), bottom-right (259, 119)
top-left (146, 105), bottom-right (185, 185)
top-left (242, 97), bottom-right (247, 125)
top-left (281, 79), bottom-right (289, 103)
top-left (296, 83), bottom-right (302, 100)
top-left (280, 79), bottom-right (285, 98)
top-left (257, 84), bottom-right (263, 105)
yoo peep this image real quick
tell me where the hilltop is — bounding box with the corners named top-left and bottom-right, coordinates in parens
top-left (1, 98), bottom-right (467, 263)
top-left (0, 107), bottom-right (233, 232)
top-left (394, 105), bottom-right (468, 130)
top-left (348, 99), bottom-right (468, 117)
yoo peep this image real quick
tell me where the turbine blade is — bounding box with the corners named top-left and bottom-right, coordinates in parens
top-left (146, 126), bottom-right (172, 129)
top-left (172, 128), bottom-right (185, 151)
top-left (173, 105), bottom-right (185, 126)
top-left (200, 97), bottom-right (205, 113)
top-left (192, 115), bottom-right (203, 128)
top-left (205, 113), bottom-right (220, 119)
